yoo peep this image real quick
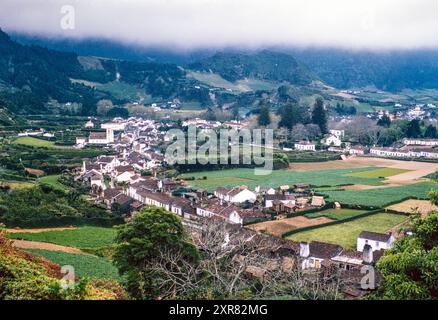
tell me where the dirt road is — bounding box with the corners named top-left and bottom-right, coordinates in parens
top-left (6, 227), bottom-right (77, 234)
top-left (12, 239), bottom-right (84, 254)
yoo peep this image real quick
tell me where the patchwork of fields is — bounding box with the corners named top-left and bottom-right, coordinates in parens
top-left (10, 226), bottom-right (121, 282)
top-left (183, 167), bottom-right (388, 192)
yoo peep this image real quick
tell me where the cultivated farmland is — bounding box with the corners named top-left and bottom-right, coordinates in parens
top-left (183, 167), bottom-right (387, 192)
top-left (25, 249), bottom-right (121, 281)
top-left (320, 182), bottom-right (437, 207)
top-left (287, 212), bottom-right (409, 248)
top-left (10, 226), bottom-right (117, 249)
top-left (248, 216), bottom-right (334, 237)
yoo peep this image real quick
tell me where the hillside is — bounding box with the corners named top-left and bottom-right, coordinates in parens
top-left (189, 50), bottom-right (315, 85)
top-left (0, 229), bottom-right (125, 300)
top-left (289, 48), bottom-right (438, 91)
top-left (0, 29), bottom-right (211, 116)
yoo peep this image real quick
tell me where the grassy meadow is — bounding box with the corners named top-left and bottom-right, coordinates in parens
top-left (10, 227), bottom-right (117, 250)
top-left (287, 213), bottom-right (409, 249)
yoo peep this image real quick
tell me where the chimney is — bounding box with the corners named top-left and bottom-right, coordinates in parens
top-left (299, 242), bottom-right (310, 258)
top-left (362, 244), bottom-right (374, 264)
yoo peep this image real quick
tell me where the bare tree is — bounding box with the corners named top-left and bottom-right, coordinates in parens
top-left (344, 116), bottom-right (383, 145)
top-left (148, 221), bottom-right (344, 299)
top-left (290, 124), bottom-right (309, 142)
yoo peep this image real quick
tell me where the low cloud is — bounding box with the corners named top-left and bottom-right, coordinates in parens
top-left (1, 0), bottom-right (437, 50)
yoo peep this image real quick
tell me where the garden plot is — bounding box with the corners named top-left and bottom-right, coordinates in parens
top-left (248, 216), bottom-right (334, 237)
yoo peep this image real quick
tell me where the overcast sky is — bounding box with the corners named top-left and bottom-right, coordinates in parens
top-left (1, 0), bottom-right (438, 50)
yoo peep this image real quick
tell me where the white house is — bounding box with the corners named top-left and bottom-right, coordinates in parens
top-left (324, 134), bottom-right (342, 147)
top-left (101, 122), bottom-right (126, 131)
top-left (88, 129), bottom-right (114, 144)
top-left (96, 156), bottom-right (120, 174)
top-left (294, 141), bottom-right (316, 151)
top-left (84, 120), bottom-right (94, 128)
top-left (254, 186), bottom-right (276, 195)
top-left (300, 241), bottom-right (342, 270)
top-left (264, 194), bottom-right (296, 208)
top-left (370, 147), bottom-right (410, 158)
top-left (196, 200), bottom-right (244, 225)
top-left (329, 129), bottom-right (345, 138)
top-left (215, 186), bottom-right (257, 204)
top-left (115, 171), bottom-right (135, 183)
top-left (349, 146), bottom-right (367, 155)
top-left (403, 138), bottom-right (438, 147)
top-left (75, 137), bottom-right (87, 148)
top-left (357, 231), bottom-right (395, 252)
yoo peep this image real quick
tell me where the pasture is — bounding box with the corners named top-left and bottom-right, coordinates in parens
top-left (344, 168), bottom-right (410, 179)
top-left (13, 136), bottom-right (57, 148)
top-left (303, 208), bottom-right (368, 220)
top-left (10, 226), bottom-right (117, 250)
top-left (25, 249), bottom-right (121, 281)
top-left (287, 213), bottom-right (409, 249)
top-left (182, 167), bottom-right (387, 192)
top-left (38, 175), bottom-right (68, 191)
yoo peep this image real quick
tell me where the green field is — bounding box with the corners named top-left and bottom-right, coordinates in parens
top-left (13, 137), bottom-right (57, 148)
top-left (287, 213), bottom-right (408, 248)
top-left (321, 182), bottom-right (437, 207)
top-left (344, 168), bottom-right (410, 179)
top-left (304, 208), bottom-right (368, 220)
top-left (24, 249), bottom-right (121, 281)
top-left (188, 71), bottom-right (278, 93)
top-left (38, 175), bottom-right (68, 191)
top-left (183, 167), bottom-right (386, 192)
top-left (10, 227), bottom-right (117, 249)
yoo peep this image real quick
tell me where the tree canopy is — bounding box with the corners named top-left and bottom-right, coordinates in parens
top-left (311, 97), bottom-right (328, 134)
top-left (113, 206), bottom-right (199, 299)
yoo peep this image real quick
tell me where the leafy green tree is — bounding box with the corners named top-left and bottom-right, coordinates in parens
top-left (424, 124), bottom-right (437, 139)
top-left (113, 206), bottom-right (199, 299)
top-left (278, 103), bottom-right (303, 129)
top-left (406, 119), bottom-right (422, 138)
top-left (258, 105), bottom-right (271, 126)
top-left (311, 97), bottom-right (328, 134)
top-left (377, 114), bottom-right (391, 127)
top-left (375, 209), bottom-right (438, 299)
top-left (107, 107), bottom-right (129, 119)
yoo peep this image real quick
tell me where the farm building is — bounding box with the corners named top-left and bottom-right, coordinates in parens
top-left (357, 231), bottom-right (395, 252)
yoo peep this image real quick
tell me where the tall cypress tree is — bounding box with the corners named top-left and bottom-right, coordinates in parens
top-left (311, 97), bottom-right (328, 134)
top-left (279, 103), bottom-right (303, 129)
top-left (258, 105), bottom-right (271, 126)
